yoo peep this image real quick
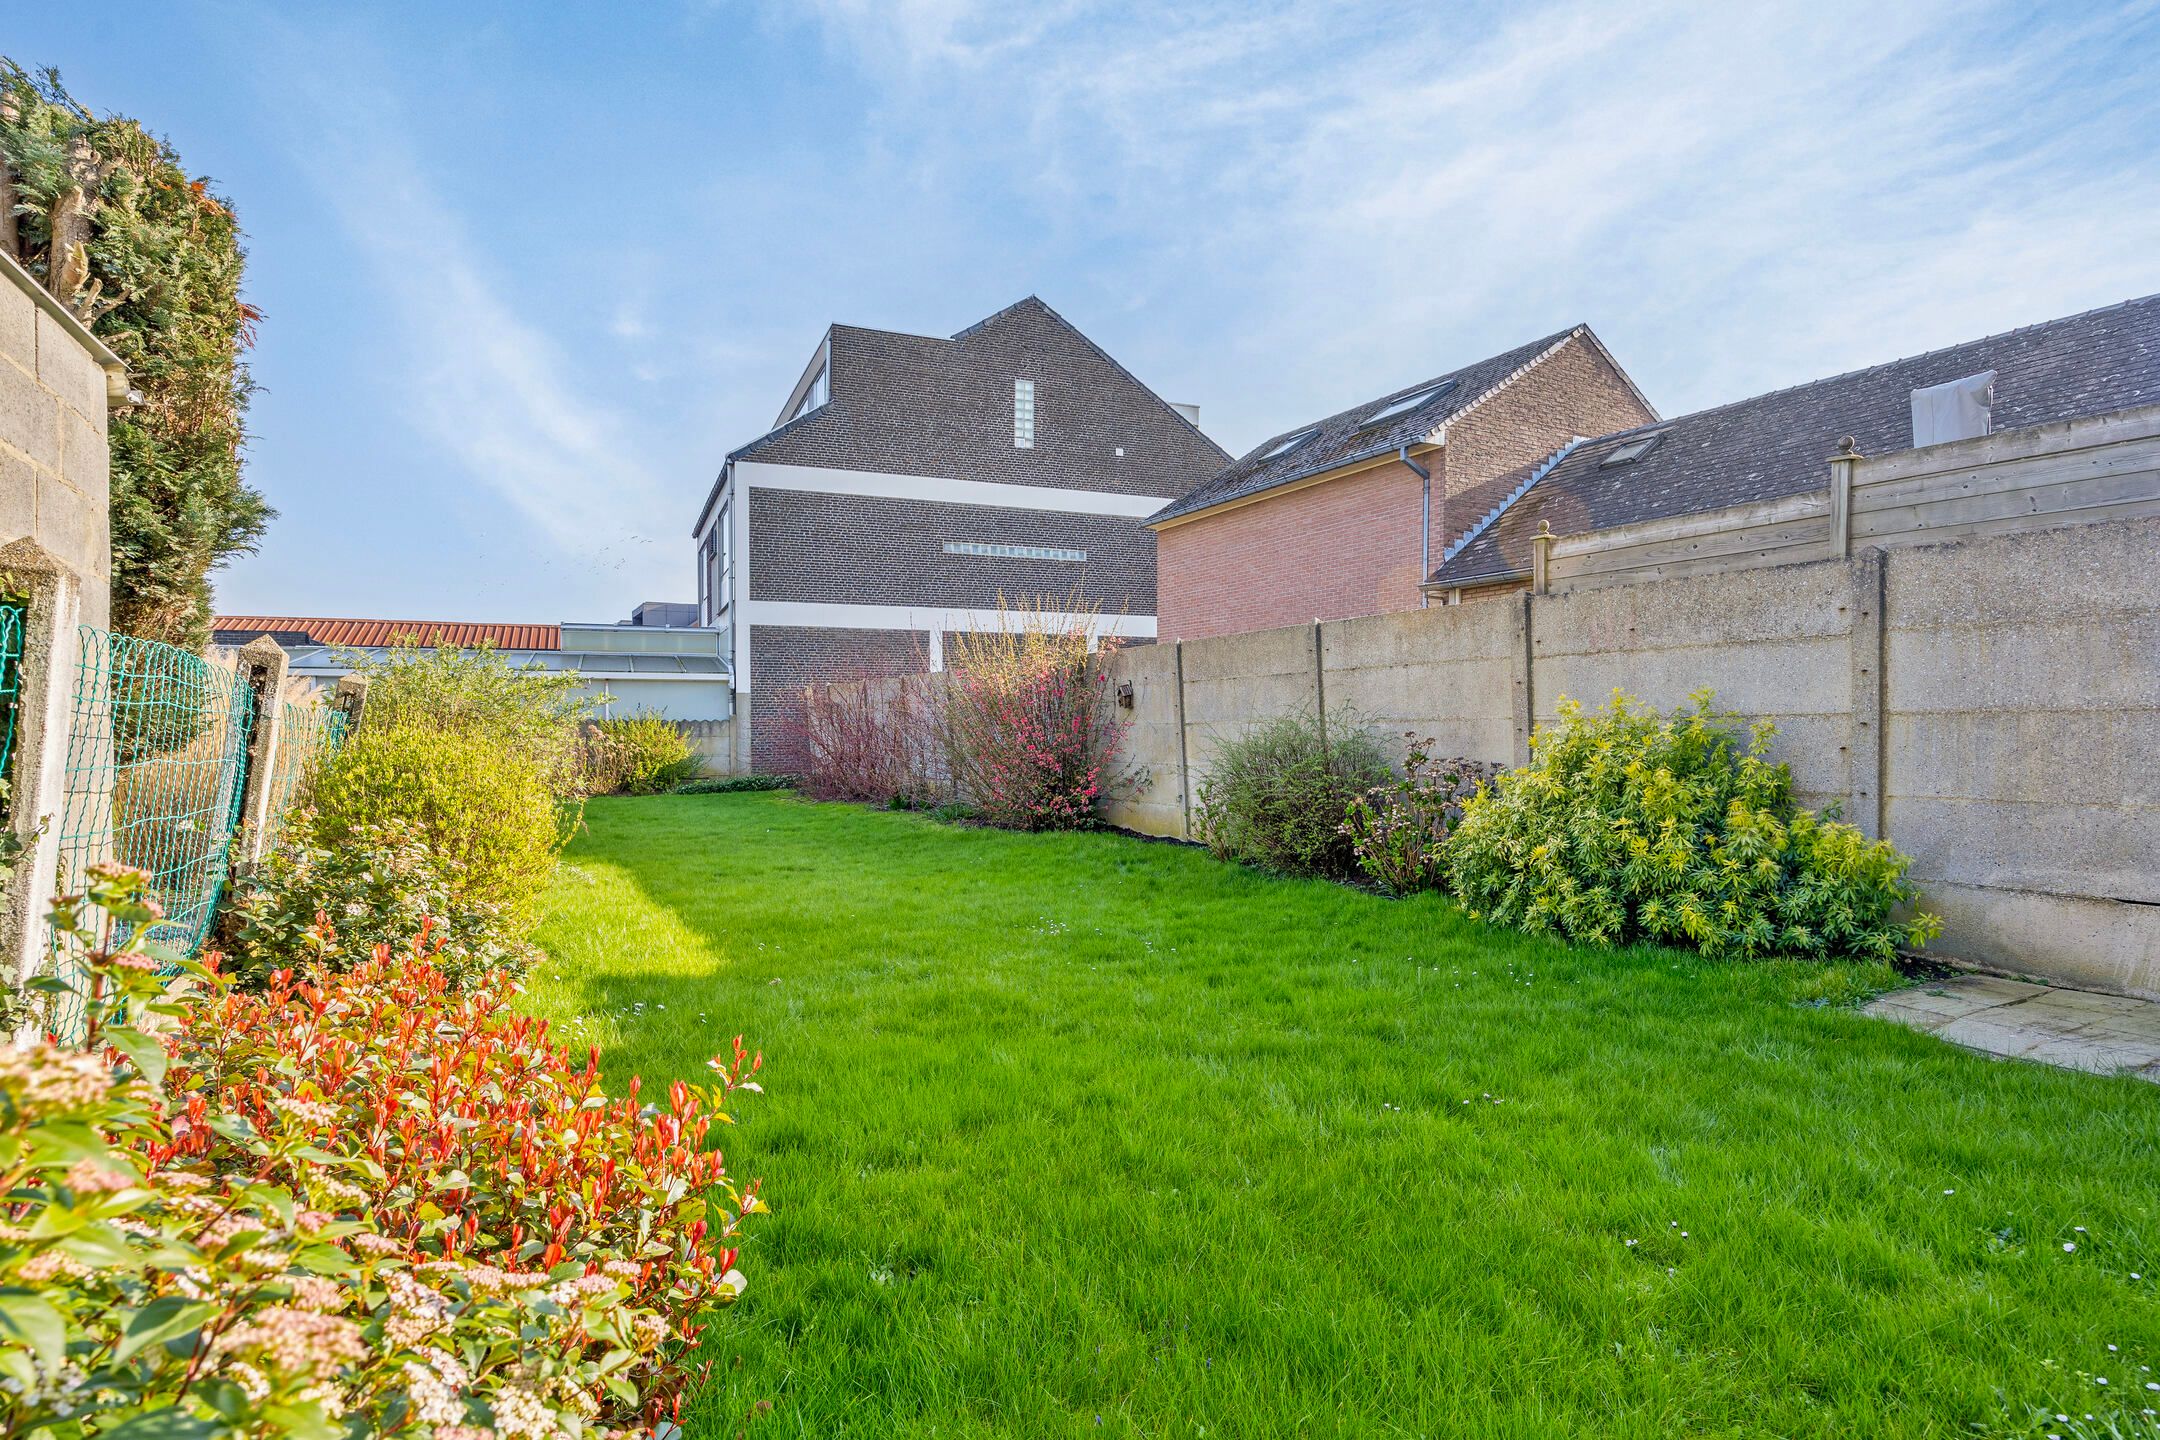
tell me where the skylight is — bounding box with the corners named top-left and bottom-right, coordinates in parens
top-left (1258, 428), bottom-right (1319, 461)
top-left (1600, 434), bottom-right (1661, 467)
top-left (1358, 378), bottom-right (1457, 430)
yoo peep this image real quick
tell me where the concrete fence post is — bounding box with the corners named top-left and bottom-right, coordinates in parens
top-left (1531, 521), bottom-right (1555, 595)
top-left (1311, 621), bottom-right (1328, 752)
top-left (1510, 591), bottom-right (1536, 769)
top-left (0, 540), bottom-right (83, 993)
top-left (333, 673), bottom-right (370, 734)
top-left (1172, 641), bottom-right (1192, 841)
top-left (1828, 437), bottom-right (1861, 560)
top-left (1846, 547), bottom-right (1887, 839)
top-left (232, 636), bottom-right (291, 864)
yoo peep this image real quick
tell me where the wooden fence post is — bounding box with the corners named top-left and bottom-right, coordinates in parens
top-left (1531, 521), bottom-right (1555, 595)
top-left (1828, 436), bottom-right (1862, 560)
top-left (232, 637), bottom-right (291, 864)
top-left (0, 540), bottom-right (83, 997)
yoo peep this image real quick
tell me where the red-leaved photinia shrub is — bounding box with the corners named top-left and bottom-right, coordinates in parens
top-left (940, 613), bottom-right (1128, 830)
top-left (160, 937), bottom-right (765, 1429)
top-left (9, 867), bottom-right (760, 1438)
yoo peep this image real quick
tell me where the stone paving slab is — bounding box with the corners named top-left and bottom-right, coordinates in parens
top-left (1864, 974), bottom-right (2160, 1081)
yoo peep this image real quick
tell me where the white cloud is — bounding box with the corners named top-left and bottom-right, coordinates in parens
top-left (278, 75), bottom-right (672, 566)
top-left (776, 0), bottom-right (2160, 448)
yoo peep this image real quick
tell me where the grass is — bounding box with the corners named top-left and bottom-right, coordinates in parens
top-left (528, 793), bottom-right (2159, 1439)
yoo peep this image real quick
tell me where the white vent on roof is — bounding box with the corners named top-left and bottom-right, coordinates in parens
top-left (1911, 371), bottom-right (1993, 447)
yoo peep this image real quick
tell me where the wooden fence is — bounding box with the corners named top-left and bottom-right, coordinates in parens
top-left (1534, 403), bottom-right (2160, 591)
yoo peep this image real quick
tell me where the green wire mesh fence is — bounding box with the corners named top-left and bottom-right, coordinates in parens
top-left (49, 626), bottom-right (253, 1035)
top-left (0, 600), bottom-right (23, 813)
top-left (260, 697), bottom-right (349, 851)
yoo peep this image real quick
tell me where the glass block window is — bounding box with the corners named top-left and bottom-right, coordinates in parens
top-left (1013, 379), bottom-right (1036, 448)
top-left (944, 541), bottom-right (1085, 563)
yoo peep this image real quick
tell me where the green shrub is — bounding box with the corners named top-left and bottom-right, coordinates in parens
top-left (677, 773), bottom-right (793, 794)
top-left (1195, 711), bottom-right (1390, 878)
top-left (590, 712), bottom-right (699, 795)
top-left (1341, 738), bottom-right (1505, 894)
top-left (344, 640), bottom-right (597, 799)
top-left (308, 724), bottom-right (564, 929)
top-left (217, 814), bottom-right (541, 987)
top-left (1447, 689), bottom-right (1941, 961)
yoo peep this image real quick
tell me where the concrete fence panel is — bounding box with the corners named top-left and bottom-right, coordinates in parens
top-left (1879, 515), bottom-right (2160, 995)
top-left (1528, 558), bottom-right (1859, 811)
top-left (813, 507), bottom-right (2160, 997)
top-left (1098, 641), bottom-right (1186, 838)
top-left (1318, 601), bottom-right (1518, 769)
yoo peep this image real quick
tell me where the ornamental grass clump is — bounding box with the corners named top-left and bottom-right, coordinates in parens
top-left (1447, 689), bottom-right (1941, 960)
top-left (940, 605), bottom-right (1127, 830)
top-left (2, 865), bottom-right (762, 1438)
top-left (1195, 711), bottom-right (1391, 878)
top-left (1341, 738), bottom-right (1505, 894)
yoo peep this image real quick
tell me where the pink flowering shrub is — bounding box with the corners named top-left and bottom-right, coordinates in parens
top-left (0, 865), bottom-right (762, 1437)
top-left (773, 672), bottom-right (940, 807)
top-left (939, 609), bottom-right (1129, 831)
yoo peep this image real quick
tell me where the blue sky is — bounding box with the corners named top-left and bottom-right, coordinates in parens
top-left (12, 1), bottom-right (2160, 623)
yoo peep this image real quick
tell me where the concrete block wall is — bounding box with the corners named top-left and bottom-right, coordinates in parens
top-left (1878, 518), bottom-right (2159, 997)
top-left (0, 252), bottom-right (120, 629)
top-left (1080, 516), bottom-right (2160, 998)
top-left (1528, 560), bottom-right (1858, 813)
top-left (1100, 641), bottom-right (1185, 837)
top-left (1320, 601), bottom-right (1518, 771)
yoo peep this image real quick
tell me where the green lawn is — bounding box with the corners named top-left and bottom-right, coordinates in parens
top-left (528, 793), bottom-right (2158, 1440)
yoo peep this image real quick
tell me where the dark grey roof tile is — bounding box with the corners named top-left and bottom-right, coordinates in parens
top-left (1149, 327), bottom-right (1584, 525)
top-left (1430, 292), bottom-right (2160, 588)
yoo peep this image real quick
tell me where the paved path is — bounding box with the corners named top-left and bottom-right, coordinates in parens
top-left (1865, 974), bottom-right (2160, 1082)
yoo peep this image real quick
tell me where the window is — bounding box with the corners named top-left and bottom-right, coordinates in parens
top-left (1357, 378), bottom-right (1457, 430)
top-left (1599, 434), bottom-right (1661, 467)
top-left (944, 541), bottom-right (1085, 563)
top-left (790, 361), bottom-right (829, 422)
top-left (1013, 379), bottom-right (1036, 448)
top-left (1258, 427), bottom-right (1319, 461)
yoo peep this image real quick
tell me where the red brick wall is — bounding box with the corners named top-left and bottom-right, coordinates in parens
top-left (1438, 335), bottom-right (1655, 543)
top-left (1156, 458), bottom-right (1432, 642)
top-left (1156, 333), bottom-right (1658, 641)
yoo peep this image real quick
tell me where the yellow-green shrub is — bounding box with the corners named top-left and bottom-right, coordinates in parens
top-left (307, 725), bottom-right (564, 928)
top-left (591, 713), bottom-right (699, 795)
top-left (1447, 689), bottom-right (1940, 961)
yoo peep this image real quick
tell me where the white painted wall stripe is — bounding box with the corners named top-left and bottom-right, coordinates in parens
top-left (744, 599), bottom-right (1156, 639)
top-left (733, 460), bottom-right (1173, 518)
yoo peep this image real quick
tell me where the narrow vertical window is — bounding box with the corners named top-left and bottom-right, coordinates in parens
top-left (1013, 379), bottom-right (1036, 448)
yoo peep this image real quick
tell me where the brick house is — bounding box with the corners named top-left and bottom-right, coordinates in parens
top-left (692, 296), bottom-right (1227, 769)
top-left (1148, 327), bottom-right (1654, 641)
top-left (1424, 293), bottom-right (2160, 600)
